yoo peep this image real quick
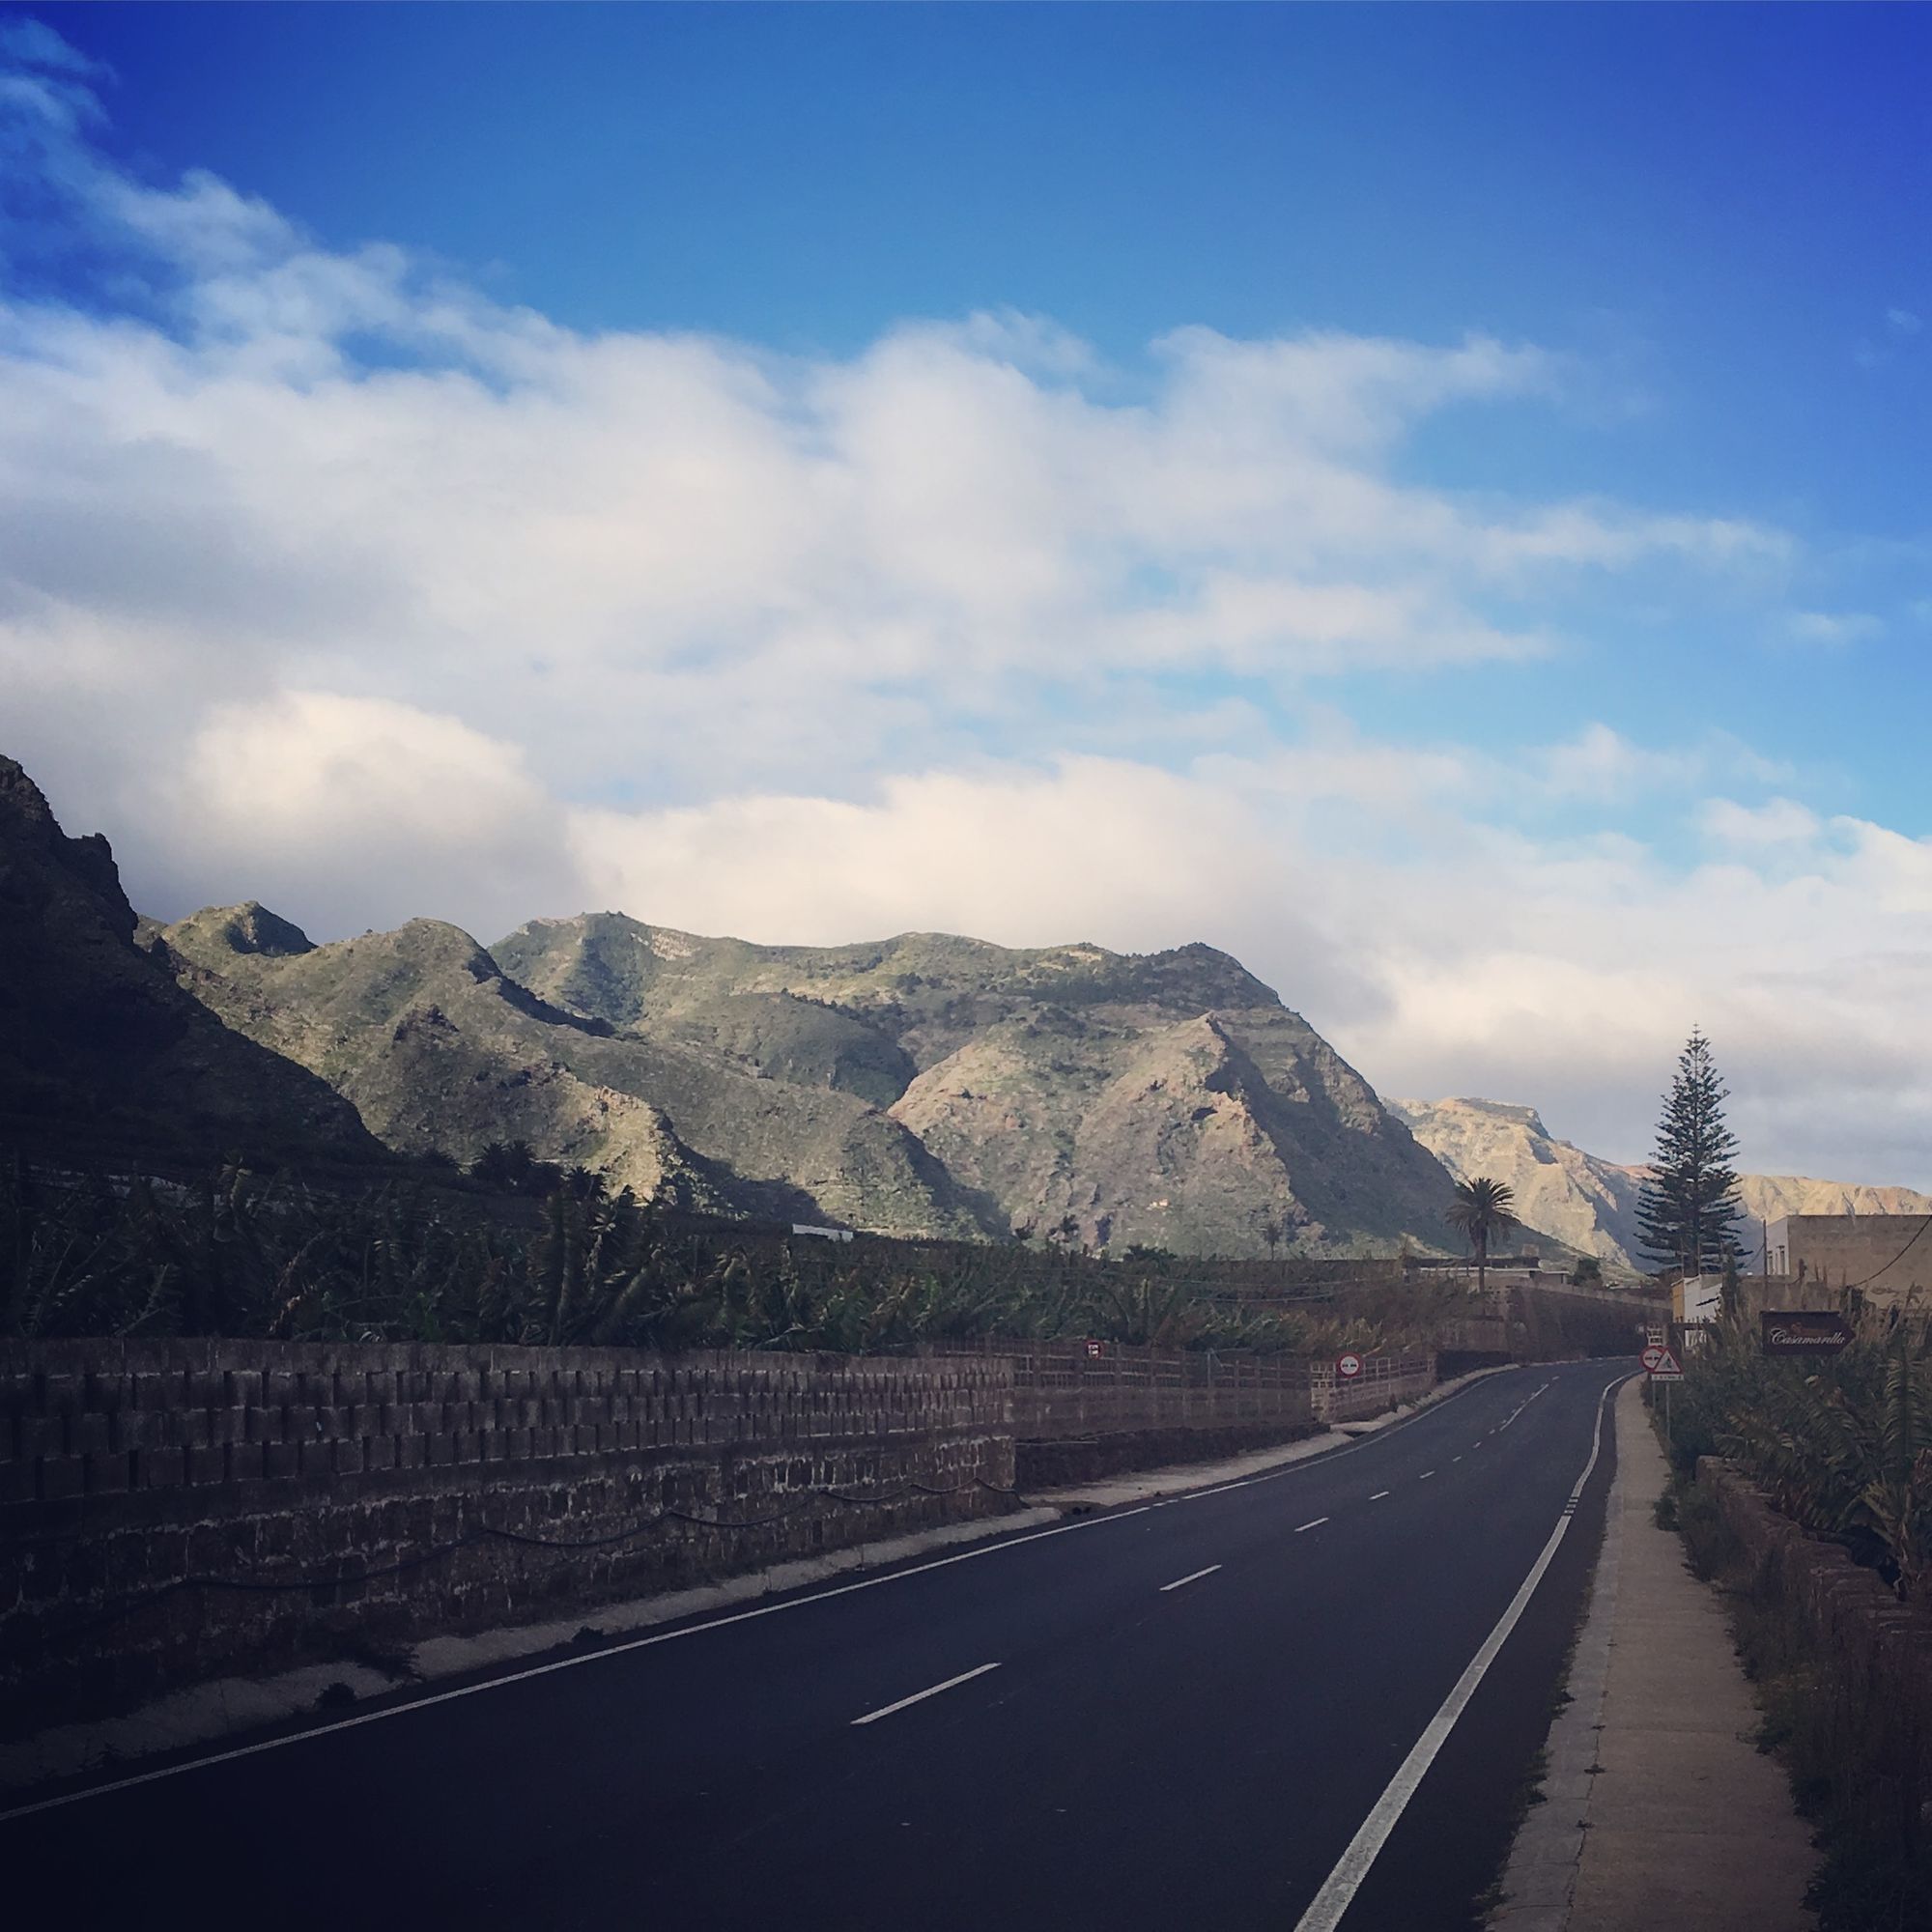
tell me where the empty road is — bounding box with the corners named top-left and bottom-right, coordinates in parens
top-left (8, 1359), bottom-right (1627, 1930)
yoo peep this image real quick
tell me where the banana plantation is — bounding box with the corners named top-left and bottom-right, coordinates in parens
top-left (0, 1156), bottom-right (1436, 1361)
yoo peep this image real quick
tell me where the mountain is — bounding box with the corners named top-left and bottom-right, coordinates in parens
top-left (490, 913), bottom-right (1463, 1256)
top-left (1386, 1098), bottom-right (1644, 1269)
top-left (1392, 1094), bottom-right (1932, 1273)
top-left (137, 901), bottom-right (1467, 1256)
top-left (155, 907), bottom-right (987, 1236)
top-left (0, 746), bottom-right (1476, 1256)
top-left (0, 759), bottom-right (380, 1165)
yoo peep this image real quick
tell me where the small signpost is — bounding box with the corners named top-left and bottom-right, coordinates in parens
top-left (1335, 1351), bottom-right (1364, 1381)
top-left (1641, 1337), bottom-right (1684, 1445)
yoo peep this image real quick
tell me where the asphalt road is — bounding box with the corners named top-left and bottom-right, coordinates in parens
top-left (8, 1359), bottom-right (1627, 1931)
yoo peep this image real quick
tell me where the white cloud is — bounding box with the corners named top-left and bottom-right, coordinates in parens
top-left (0, 17), bottom-right (106, 76)
top-left (1701, 796), bottom-right (1823, 846)
top-left (1887, 307), bottom-right (1923, 335)
top-left (163, 693), bottom-right (570, 938)
top-left (1787, 610), bottom-right (1884, 646)
top-left (3, 44), bottom-right (1927, 1186)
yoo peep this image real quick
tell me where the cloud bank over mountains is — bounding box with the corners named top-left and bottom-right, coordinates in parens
top-left (3, 25), bottom-right (1928, 1185)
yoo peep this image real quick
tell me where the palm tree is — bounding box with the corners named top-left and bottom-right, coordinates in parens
top-left (1445, 1177), bottom-right (1518, 1296)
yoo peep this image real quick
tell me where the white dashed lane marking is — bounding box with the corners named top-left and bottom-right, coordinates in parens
top-left (1158, 1565), bottom-right (1222, 1594)
top-left (851, 1662), bottom-right (1002, 1727)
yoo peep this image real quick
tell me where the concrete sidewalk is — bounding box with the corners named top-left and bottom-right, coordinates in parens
top-left (1491, 1376), bottom-right (1817, 1931)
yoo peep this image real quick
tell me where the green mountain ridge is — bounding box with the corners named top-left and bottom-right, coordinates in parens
top-left (135, 900), bottom-right (1474, 1255)
top-left (488, 910), bottom-right (1463, 1255)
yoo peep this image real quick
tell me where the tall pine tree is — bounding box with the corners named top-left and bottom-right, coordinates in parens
top-left (1636, 1029), bottom-right (1744, 1273)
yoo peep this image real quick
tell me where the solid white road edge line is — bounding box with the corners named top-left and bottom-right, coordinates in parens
top-left (1289, 1371), bottom-right (1628, 1932)
top-left (1158, 1565), bottom-right (1223, 1593)
top-left (1294, 1518), bottom-right (1328, 1533)
top-left (850, 1662), bottom-right (1001, 1726)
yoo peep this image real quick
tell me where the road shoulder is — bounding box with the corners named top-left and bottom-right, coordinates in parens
top-left (1489, 1377), bottom-right (1818, 1932)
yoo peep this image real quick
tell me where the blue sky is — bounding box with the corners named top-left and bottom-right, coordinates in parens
top-left (3, 6), bottom-right (1930, 1179)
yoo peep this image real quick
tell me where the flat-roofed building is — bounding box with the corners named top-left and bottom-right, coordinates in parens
top-left (1764, 1213), bottom-right (1932, 1309)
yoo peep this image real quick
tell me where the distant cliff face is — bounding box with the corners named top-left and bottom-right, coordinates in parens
top-left (1393, 1094), bottom-right (1932, 1273)
top-left (0, 759), bottom-right (378, 1163)
top-left (1388, 1097), bottom-right (1646, 1268)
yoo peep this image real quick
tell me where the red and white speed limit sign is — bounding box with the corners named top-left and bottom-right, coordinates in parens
top-left (1335, 1351), bottom-right (1364, 1380)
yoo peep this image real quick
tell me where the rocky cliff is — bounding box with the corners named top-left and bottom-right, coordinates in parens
top-left (0, 760), bottom-right (379, 1165)
top-left (1393, 1094), bottom-right (1932, 1273)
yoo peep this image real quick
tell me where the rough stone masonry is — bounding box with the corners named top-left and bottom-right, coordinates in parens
top-left (0, 1338), bottom-right (1016, 1728)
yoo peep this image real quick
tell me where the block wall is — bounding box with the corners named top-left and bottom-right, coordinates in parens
top-left (0, 1339), bottom-right (1013, 1727)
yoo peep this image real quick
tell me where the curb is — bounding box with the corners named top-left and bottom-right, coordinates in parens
top-left (1486, 1378), bottom-right (1629, 1930)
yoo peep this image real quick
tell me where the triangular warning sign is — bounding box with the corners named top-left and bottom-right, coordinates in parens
top-left (1646, 1348), bottom-right (1684, 1379)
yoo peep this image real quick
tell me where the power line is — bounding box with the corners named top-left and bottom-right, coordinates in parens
top-left (1838, 1212), bottom-right (1932, 1293)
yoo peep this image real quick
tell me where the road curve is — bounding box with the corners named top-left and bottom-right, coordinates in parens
top-left (8, 1359), bottom-right (1627, 1931)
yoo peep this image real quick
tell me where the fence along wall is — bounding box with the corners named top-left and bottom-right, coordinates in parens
top-left (989, 1341), bottom-right (1317, 1438)
top-left (0, 1339), bottom-right (1013, 1726)
top-left (929, 1340), bottom-right (1433, 1485)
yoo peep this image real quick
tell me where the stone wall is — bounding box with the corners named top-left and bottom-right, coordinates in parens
top-left (1306, 1350), bottom-right (1436, 1422)
top-left (985, 1340), bottom-right (1321, 1485)
top-left (0, 1339), bottom-right (1013, 1729)
top-left (1697, 1456), bottom-right (1932, 1826)
top-left (988, 1340), bottom-right (1318, 1438)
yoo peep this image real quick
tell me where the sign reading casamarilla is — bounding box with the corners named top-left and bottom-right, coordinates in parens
top-left (1761, 1310), bottom-right (1853, 1355)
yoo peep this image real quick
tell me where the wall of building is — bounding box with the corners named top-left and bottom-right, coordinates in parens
top-left (0, 1339), bottom-right (1014, 1728)
top-left (1764, 1215), bottom-right (1932, 1308)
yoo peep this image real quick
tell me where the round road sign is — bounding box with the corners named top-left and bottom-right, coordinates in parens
top-left (1336, 1351), bottom-right (1364, 1380)
top-left (1639, 1344), bottom-right (1667, 1373)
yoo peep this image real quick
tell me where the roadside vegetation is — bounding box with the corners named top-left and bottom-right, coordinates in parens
top-left (0, 1150), bottom-right (1451, 1359)
top-left (1660, 1302), bottom-right (1932, 1929)
top-left (1659, 1298), bottom-right (1932, 1599)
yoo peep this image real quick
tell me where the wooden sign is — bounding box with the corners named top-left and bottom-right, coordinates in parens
top-left (1760, 1311), bottom-right (1852, 1355)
